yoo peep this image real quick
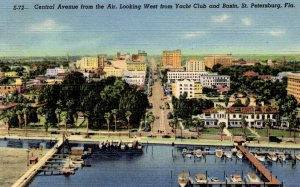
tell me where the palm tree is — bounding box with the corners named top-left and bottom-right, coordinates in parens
top-left (16, 110), bottom-right (23, 129)
top-left (55, 108), bottom-right (62, 129)
top-left (85, 111), bottom-right (91, 136)
top-left (111, 109), bottom-right (118, 132)
top-left (125, 111), bottom-right (132, 138)
top-left (22, 107), bottom-right (29, 137)
top-left (219, 122), bottom-right (226, 141)
top-left (241, 115), bottom-right (247, 137)
top-left (73, 112), bottom-right (78, 129)
top-left (264, 118), bottom-right (272, 142)
top-left (104, 112), bottom-right (111, 136)
top-left (192, 118), bottom-right (204, 138)
top-left (3, 116), bottom-right (9, 135)
top-left (36, 108), bottom-right (43, 125)
top-left (146, 112), bottom-right (155, 135)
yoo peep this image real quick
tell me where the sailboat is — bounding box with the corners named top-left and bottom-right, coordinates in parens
top-left (247, 172), bottom-right (260, 182)
top-left (178, 171), bottom-right (189, 187)
top-left (215, 149), bottom-right (223, 158)
top-left (224, 151), bottom-right (233, 159)
top-left (255, 153), bottom-right (265, 162)
top-left (267, 152), bottom-right (278, 162)
top-left (195, 149), bottom-right (203, 158)
top-left (277, 152), bottom-right (286, 161)
top-left (195, 173), bottom-right (207, 183)
top-left (236, 150), bottom-right (243, 159)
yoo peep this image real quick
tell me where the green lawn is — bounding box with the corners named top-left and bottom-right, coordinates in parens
top-left (228, 128), bottom-right (255, 136)
top-left (254, 128), bottom-right (300, 138)
top-left (201, 128), bottom-right (220, 135)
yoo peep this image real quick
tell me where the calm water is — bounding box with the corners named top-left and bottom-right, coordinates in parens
top-left (28, 143), bottom-right (300, 187)
top-left (0, 138), bottom-right (56, 149)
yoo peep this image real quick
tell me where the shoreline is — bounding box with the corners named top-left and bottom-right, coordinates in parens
top-left (1, 135), bottom-right (300, 149)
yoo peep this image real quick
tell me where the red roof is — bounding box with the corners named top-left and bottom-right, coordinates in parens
top-left (0, 103), bottom-right (17, 110)
top-left (243, 71), bottom-right (258, 77)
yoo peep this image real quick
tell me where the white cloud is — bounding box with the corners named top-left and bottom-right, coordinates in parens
top-left (268, 29), bottom-right (286, 36)
top-left (211, 14), bottom-right (230, 23)
top-left (184, 31), bottom-right (206, 39)
top-left (28, 19), bottom-right (70, 32)
top-left (241, 18), bottom-right (253, 26)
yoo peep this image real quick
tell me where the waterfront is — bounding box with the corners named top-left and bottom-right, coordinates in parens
top-left (29, 143), bottom-right (300, 187)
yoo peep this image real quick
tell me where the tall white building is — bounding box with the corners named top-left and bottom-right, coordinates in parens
top-left (45, 67), bottom-right (68, 77)
top-left (171, 79), bottom-right (203, 99)
top-left (123, 71), bottom-right (146, 86)
top-left (167, 71), bottom-right (213, 83)
top-left (186, 60), bottom-right (205, 72)
top-left (201, 75), bottom-right (230, 88)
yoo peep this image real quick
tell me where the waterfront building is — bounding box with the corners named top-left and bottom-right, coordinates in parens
top-left (185, 60), bottom-right (205, 72)
top-left (103, 67), bottom-right (124, 78)
top-left (193, 105), bottom-right (287, 128)
top-left (4, 71), bottom-right (18, 78)
top-left (45, 67), bottom-right (68, 77)
top-left (204, 54), bottom-right (233, 69)
top-left (287, 73), bottom-right (300, 103)
top-left (171, 79), bottom-right (203, 98)
top-left (127, 61), bottom-right (147, 71)
top-left (162, 50), bottom-right (181, 68)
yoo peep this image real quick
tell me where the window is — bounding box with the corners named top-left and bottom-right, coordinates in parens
top-left (233, 115), bottom-right (236, 118)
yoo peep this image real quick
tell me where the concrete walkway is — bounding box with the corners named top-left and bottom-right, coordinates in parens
top-left (223, 128), bottom-right (232, 136)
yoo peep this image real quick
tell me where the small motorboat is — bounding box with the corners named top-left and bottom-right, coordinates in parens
top-left (182, 148), bottom-right (187, 155)
top-left (215, 149), bottom-right (223, 158)
top-left (267, 152), bottom-right (278, 162)
top-left (231, 174), bottom-right (242, 182)
top-left (236, 151), bottom-right (243, 159)
top-left (128, 143), bottom-right (133, 149)
top-left (195, 173), bottom-right (207, 183)
top-left (178, 171), bottom-right (189, 187)
top-left (195, 149), bottom-right (203, 158)
top-left (296, 153), bottom-right (300, 161)
top-left (209, 177), bottom-right (220, 182)
top-left (98, 141), bottom-right (104, 149)
top-left (247, 172), bottom-right (260, 182)
top-left (120, 142), bottom-right (126, 150)
top-left (255, 153), bottom-right (265, 162)
top-left (61, 168), bottom-right (75, 175)
top-left (185, 152), bottom-right (192, 158)
top-left (278, 152), bottom-right (286, 161)
top-left (231, 147), bottom-right (237, 153)
top-left (224, 151), bottom-right (233, 159)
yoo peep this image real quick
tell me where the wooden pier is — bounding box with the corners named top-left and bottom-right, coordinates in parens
top-left (189, 145), bottom-right (281, 186)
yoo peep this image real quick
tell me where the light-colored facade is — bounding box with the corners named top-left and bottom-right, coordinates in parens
top-left (186, 60), bottom-right (205, 72)
top-left (110, 60), bottom-right (127, 71)
top-left (127, 61), bottom-right (147, 71)
top-left (204, 55), bottom-right (233, 69)
top-left (45, 67), bottom-right (68, 77)
top-left (103, 67), bottom-right (123, 78)
top-left (75, 57), bottom-right (101, 71)
top-left (193, 106), bottom-right (281, 128)
top-left (132, 50), bottom-right (147, 62)
top-left (201, 75), bottom-right (230, 88)
top-left (167, 71), bottom-right (214, 83)
top-left (123, 71), bottom-right (146, 86)
top-left (162, 50), bottom-right (181, 68)
top-left (287, 73), bottom-right (300, 103)
top-left (4, 71), bottom-right (18, 77)
top-left (171, 79), bottom-right (203, 98)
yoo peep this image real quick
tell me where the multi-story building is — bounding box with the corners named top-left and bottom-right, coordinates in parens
top-left (45, 67), bottom-right (68, 77)
top-left (193, 106), bottom-right (282, 128)
top-left (204, 55), bottom-right (233, 69)
top-left (162, 50), bottom-right (181, 68)
top-left (132, 50), bottom-right (147, 62)
top-left (110, 60), bottom-right (128, 71)
top-left (186, 60), bottom-right (205, 72)
top-left (103, 67), bottom-right (124, 78)
top-left (200, 75), bottom-right (230, 89)
top-left (287, 73), bottom-right (300, 103)
top-left (122, 71), bottom-right (145, 87)
top-left (4, 71), bottom-right (18, 77)
top-left (115, 52), bottom-right (131, 60)
top-left (75, 57), bottom-right (102, 71)
top-left (127, 61), bottom-right (147, 71)
top-left (171, 79), bottom-right (203, 98)
top-left (271, 72), bottom-right (292, 82)
top-left (167, 71), bottom-right (213, 83)
top-left (0, 78), bottom-right (25, 97)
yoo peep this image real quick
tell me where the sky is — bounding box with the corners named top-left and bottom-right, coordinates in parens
top-left (0, 0), bottom-right (300, 56)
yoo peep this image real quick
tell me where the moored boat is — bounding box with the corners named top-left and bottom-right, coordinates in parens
top-left (231, 174), bottom-right (242, 182)
top-left (195, 149), bottom-right (203, 158)
top-left (231, 147), bottom-right (237, 153)
top-left (209, 177), bottom-right (220, 182)
top-left (296, 153), bottom-right (300, 161)
top-left (236, 151), bottom-right (243, 159)
top-left (195, 173), bottom-right (207, 183)
top-left (247, 172), bottom-right (260, 182)
top-left (267, 152), bottom-right (278, 162)
top-left (278, 152), bottom-right (286, 161)
top-left (215, 149), bottom-right (223, 158)
top-left (178, 171), bottom-right (189, 187)
top-left (61, 168), bottom-right (75, 175)
top-left (224, 151), bottom-right (232, 159)
top-left (128, 143), bottom-right (133, 149)
top-left (255, 153), bottom-right (265, 162)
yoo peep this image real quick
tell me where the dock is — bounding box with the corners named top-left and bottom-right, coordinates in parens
top-left (12, 138), bottom-right (64, 187)
top-left (189, 145), bottom-right (281, 186)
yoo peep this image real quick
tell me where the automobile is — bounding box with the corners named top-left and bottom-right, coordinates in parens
top-left (162, 135), bottom-right (171, 138)
top-left (143, 127), bottom-right (151, 132)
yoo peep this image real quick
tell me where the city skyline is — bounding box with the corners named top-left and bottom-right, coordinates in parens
top-left (1, 0), bottom-right (300, 56)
